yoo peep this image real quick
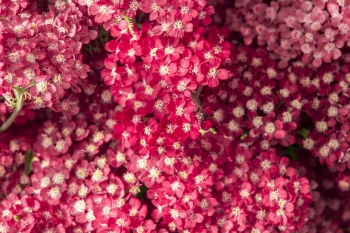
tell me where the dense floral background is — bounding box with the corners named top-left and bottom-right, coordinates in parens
top-left (0, 0), bottom-right (350, 232)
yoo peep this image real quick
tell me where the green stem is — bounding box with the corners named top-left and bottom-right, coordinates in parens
top-left (137, 12), bottom-right (145, 24)
top-left (123, 15), bottom-right (136, 35)
top-left (196, 84), bottom-right (203, 98)
top-left (274, 101), bottom-right (284, 111)
top-left (0, 88), bottom-right (24, 131)
top-left (24, 149), bottom-right (34, 175)
top-left (143, 117), bottom-right (151, 122)
top-left (132, 18), bottom-right (142, 29)
top-left (192, 84), bottom-right (204, 109)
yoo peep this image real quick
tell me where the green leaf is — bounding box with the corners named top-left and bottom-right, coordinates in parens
top-left (84, 43), bottom-right (94, 56)
top-left (192, 84), bottom-right (203, 109)
top-left (199, 129), bottom-right (206, 135)
top-left (143, 117), bottom-right (151, 123)
top-left (240, 129), bottom-right (248, 141)
top-left (135, 185), bottom-right (148, 201)
top-left (1, 86), bottom-right (26, 131)
top-left (137, 12), bottom-right (145, 24)
top-left (297, 128), bottom-right (310, 139)
top-left (97, 26), bottom-right (110, 46)
top-left (283, 144), bottom-right (302, 161)
top-left (274, 101), bottom-right (284, 111)
top-left (83, 26), bottom-right (110, 56)
top-left (199, 127), bottom-right (217, 135)
top-left (24, 149), bottom-right (34, 175)
top-left (209, 128), bottom-right (217, 134)
top-left (14, 215), bottom-right (21, 222)
top-left (123, 15), bottom-right (136, 36)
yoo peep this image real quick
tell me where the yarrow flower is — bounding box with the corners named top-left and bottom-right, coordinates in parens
top-left (223, 0), bottom-right (350, 68)
top-left (1, 0), bottom-right (350, 232)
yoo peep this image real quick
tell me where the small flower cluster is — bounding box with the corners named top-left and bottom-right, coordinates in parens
top-left (0, 107), bottom-right (312, 232)
top-left (200, 46), bottom-right (301, 151)
top-left (0, 0), bottom-right (96, 128)
top-left (0, 74), bottom-right (156, 232)
top-left (94, 0), bottom-right (231, 156)
top-left (197, 43), bottom-right (350, 172)
top-left (215, 144), bottom-right (311, 232)
top-left (291, 61), bottom-right (350, 172)
top-left (0, 127), bottom-right (32, 197)
top-left (74, 0), bottom-right (215, 38)
top-left (292, 152), bottom-right (350, 233)
top-left (222, 0), bottom-right (350, 68)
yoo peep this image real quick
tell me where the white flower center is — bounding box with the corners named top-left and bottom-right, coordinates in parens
top-left (98, 5), bottom-right (108, 14)
top-left (173, 20), bottom-right (183, 29)
top-left (41, 177), bottom-right (51, 188)
top-left (137, 159), bottom-right (147, 169)
top-left (159, 65), bottom-right (170, 75)
top-left (207, 67), bottom-right (217, 78)
top-left (123, 172), bottom-right (136, 184)
top-left (55, 140), bottom-right (66, 152)
top-left (93, 132), bottom-right (105, 143)
top-left (107, 184), bottom-right (118, 195)
top-left (42, 137), bottom-right (53, 148)
top-left (47, 186), bottom-right (60, 199)
top-left (91, 169), bottom-right (104, 182)
top-left (74, 200), bottom-right (87, 213)
top-left (148, 168), bottom-right (161, 179)
top-left (52, 173), bottom-right (65, 185)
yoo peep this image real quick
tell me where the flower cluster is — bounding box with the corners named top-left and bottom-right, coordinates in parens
top-left (0, 74), bottom-right (154, 232)
top-left (0, 0), bottom-right (96, 130)
top-left (292, 152), bottom-right (350, 233)
top-left (95, 0), bottom-right (231, 156)
top-left (199, 44), bottom-right (350, 172)
top-left (0, 106), bottom-right (311, 232)
top-left (223, 0), bottom-right (350, 68)
top-left (200, 46), bottom-right (302, 150)
top-left (1, 0), bottom-right (350, 232)
top-left (291, 61), bottom-right (350, 172)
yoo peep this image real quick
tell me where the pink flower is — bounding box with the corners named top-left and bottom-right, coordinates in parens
top-left (139, 0), bottom-right (167, 21)
top-left (107, 211), bottom-right (131, 232)
top-left (118, 40), bottom-right (142, 65)
top-left (161, 204), bottom-right (187, 230)
top-left (174, 118), bottom-right (200, 140)
top-left (267, 200), bottom-right (294, 226)
top-left (173, 0), bottom-right (198, 23)
top-left (167, 19), bottom-right (193, 38)
top-left (89, 3), bottom-right (116, 24)
top-left (195, 6), bottom-right (215, 26)
top-left (122, 197), bottom-right (148, 220)
top-left (167, 97), bottom-right (194, 122)
top-left (197, 58), bottom-right (229, 87)
top-left (138, 160), bottom-right (165, 188)
top-left (113, 123), bottom-right (137, 148)
top-left (107, 147), bottom-right (131, 168)
top-left (94, 198), bottom-right (118, 225)
top-left (225, 201), bottom-right (246, 226)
